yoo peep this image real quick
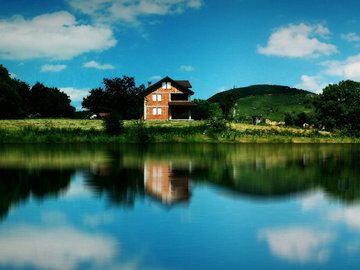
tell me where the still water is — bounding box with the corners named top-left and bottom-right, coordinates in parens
top-left (0, 143), bottom-right (359, 270)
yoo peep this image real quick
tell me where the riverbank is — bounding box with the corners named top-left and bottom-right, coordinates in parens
top-left (0, 119), bottom-right (358, 143)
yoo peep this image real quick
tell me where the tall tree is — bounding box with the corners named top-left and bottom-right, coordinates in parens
top-left (0, 65), bottom-right (30, 118)
top-left (315, 80), bottom-right (360, 135)
top-left (82, 76), bottom-right (145, 119)
top-left (29, 83), bottom-right (75, 118)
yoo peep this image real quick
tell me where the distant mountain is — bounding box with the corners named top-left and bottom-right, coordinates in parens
top-left (208, 85), bottom-right (316, 121)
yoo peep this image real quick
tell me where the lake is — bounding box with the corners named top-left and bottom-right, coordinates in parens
top-left (0, 143), bottom-right (359, 270)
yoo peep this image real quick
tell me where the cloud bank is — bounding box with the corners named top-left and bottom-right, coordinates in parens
top-left (258, 23), bottom-right (337, 58)
top-left (0, 11), bottom-right (116, 60)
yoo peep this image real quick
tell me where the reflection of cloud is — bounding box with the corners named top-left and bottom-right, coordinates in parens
top-left (330, 206), bottom-right (360, 231)
top-left (301, 192), bottom-right (326, 212)
top-left (259, 227), bottom-right (334, 263)
top-left (42, 211), bottom-right (68, 225)
top-left (0, 225), bottom-right (117, 270)
top-left (83, 213), bottom-right (114, 227)
top-left (63, 177), bottom-right (92, 199)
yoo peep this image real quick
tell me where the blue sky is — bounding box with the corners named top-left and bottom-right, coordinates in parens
top-left (1, 0), bottom-right (360, 110)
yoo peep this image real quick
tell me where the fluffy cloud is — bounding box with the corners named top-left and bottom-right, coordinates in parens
top-left (341, 32), bottom-right (360, 42)
top-left (67, 0), bottom-right (203, 25)
top-left (0, 11), bottom-right (116, 60)
top-left (60, 87), bottom-right (90, 102)
top-left (83, 60), bottom-right (115, 70)
top-left (294, 75), bottom-right (328, 93)
top-left (259, 227), bottom-right (334, 263)
top-left (41, 64), bottom-right (67, 72)
top-left (323, 54), bottom-right (360, 81)
top-left (149, 75), bottom-right (162, 81)
top-left (0, 225), bottom-right (117, 270)
top-left (180, 65), bottom-right (195, 72)
top-left (258, 23), bottom-right (337, 58)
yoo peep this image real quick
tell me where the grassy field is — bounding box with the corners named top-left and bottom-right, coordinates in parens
top-left (0, 119), bottom-right (358, 143)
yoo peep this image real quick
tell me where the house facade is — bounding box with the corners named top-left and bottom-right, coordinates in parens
top-left (143, 76), bottom-right (196, 120)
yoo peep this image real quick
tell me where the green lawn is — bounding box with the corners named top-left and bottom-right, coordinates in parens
top-left (0, 119), bottom-right (358, 143)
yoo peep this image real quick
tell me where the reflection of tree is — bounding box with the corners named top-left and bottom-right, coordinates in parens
top-left (84, 150), bottom-right (145, 207)
top-left (0, 169), bottom-right (72, 220)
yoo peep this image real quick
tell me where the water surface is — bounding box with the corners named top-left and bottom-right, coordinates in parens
top-left (0, 143), bottom-right (359, 270)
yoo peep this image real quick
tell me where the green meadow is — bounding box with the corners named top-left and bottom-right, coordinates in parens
top-left (0, 119), bottom-right (358, 143)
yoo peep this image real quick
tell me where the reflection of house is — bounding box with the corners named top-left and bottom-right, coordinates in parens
top-left (144, 161), bottom-right (190, 204)
top-left (143, 76), bottom-right (197, 120)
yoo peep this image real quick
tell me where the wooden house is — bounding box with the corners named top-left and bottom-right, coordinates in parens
top-left (143, 76), bottom-right (196, 120)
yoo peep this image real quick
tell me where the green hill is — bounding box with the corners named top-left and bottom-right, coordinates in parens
top-left (208, 85), bottom-right (316, 122)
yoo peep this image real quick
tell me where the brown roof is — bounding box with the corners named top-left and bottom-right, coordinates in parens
top-left (143, 76), bottom-right (194, 96)
top-left (175, 80), bottom-right (192, 89)
top-left (169, 102), bottom-right (197, 106)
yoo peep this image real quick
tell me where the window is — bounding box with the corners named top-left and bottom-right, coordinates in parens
top-left (152, 107), bottom-right (162, 115)
top-left (152, 94), bottom-right (161, 101)
top-left (162, 82), bottom-right (171, 89)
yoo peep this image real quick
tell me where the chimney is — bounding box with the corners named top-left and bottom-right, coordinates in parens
top-left (148, 81), bottom-right (152, 88)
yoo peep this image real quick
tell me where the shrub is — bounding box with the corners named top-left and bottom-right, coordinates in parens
top-left (205, 117), bottom-right (229, 133)
top-left (103, 113), bottom-right (123, 135)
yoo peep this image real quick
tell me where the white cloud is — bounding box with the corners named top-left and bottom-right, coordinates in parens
top-left (83, 60), bottom-right (115, 70)
top-left (41, 64), bottom-right (67, 72)
top-left (259, 227), bottom-right (334, 263)
top-left (149, 75), bottom-right (162, 81)
top-left (341, 32), bottom-right (360, 42)
top-left (180, 65), bottom-right (195, 72)
top-left (258, 23), bottom-right (337, 58)
top-left (60, 87), bottom-right (90, 102)
top-left (301, 192), bottom-right (326, 212)
top-left (217, 86), bottom-right (229, 93)
top-left (294, 75), bottom-right (328, 93)
top-left (67, 0), bottom-right (203, 25)
top-left (0, 11), bottom-right (116, 60)
top-left (0, 225), bottom-right (117, 270)
top-left (323, 54), bottom-right (360, 81)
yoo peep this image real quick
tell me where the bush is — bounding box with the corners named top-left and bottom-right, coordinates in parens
top-left (103, 113), bottom-right (123, 135)
top-left (205, 117), bottom-right (229, 133)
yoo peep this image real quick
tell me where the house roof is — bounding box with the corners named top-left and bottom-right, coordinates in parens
top-left (175, 80), bottom-right (192, 88)
top-left (143, 76), bottom-right (194, 96)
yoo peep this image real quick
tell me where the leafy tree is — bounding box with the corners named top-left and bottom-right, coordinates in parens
top-left (284, 112), bottom-right (294, 126)
top-left (82, 76), bottom-right (145, 119)
top-left (0, 65), bottom-right (30, 118)
top-left (29, 83), bottom-right (75, 118)
top-left (192, 99), bottom-right (223, 120)
top-left (314, 80), bottom-right (360, 135)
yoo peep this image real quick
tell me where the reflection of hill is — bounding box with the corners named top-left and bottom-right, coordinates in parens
top-left (0, 168), bottom-right (72, 220)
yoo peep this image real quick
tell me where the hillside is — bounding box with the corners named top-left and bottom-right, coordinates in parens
top-left (208, 85), bottom-right (316, 121)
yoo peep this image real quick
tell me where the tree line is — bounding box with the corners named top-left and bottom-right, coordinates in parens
top-left (0, 65), bottom-right (74, 118)
top-left (1, 63), bottom-right (359, 135)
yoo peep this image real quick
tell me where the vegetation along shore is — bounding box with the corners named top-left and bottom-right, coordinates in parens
top-left (0, 119), bottom-right (358, 144)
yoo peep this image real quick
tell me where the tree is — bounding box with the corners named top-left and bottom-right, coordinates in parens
top-left (314, 80), bottom-right (360, 135)
top-left (82, 76), bottom-right (145, 119)
top-left (192, 99), bottom-right (223, 120)
top-left (29, 83), bottom-right (75, 118)
top-left (0, 65), bottom-right (30, 118)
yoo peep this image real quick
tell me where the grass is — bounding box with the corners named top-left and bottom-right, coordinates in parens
top-left (0, 119), bottom-right (358, 143)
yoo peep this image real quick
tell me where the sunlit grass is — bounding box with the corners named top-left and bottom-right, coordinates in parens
top-left (0, 119), bottom-right (358, 143)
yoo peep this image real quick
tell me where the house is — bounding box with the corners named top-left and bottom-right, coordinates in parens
top-left (143, 76), bottom-right (197, 120)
